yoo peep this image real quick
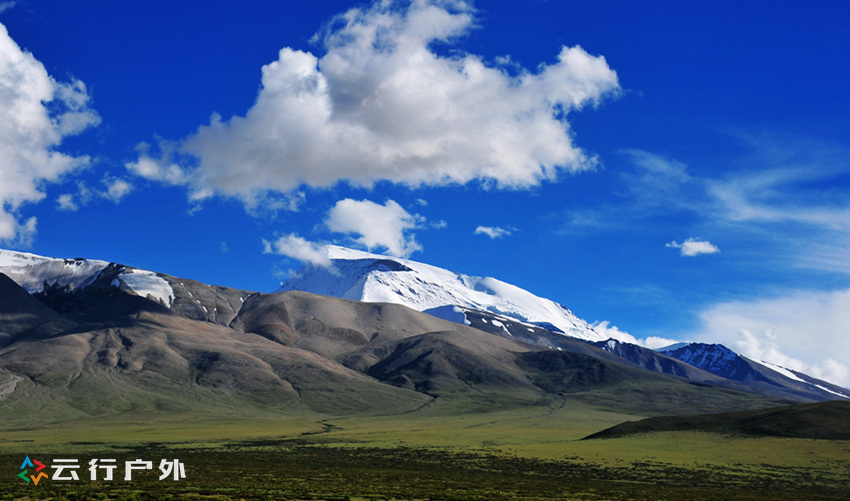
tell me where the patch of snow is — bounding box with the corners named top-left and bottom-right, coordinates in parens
top-left (488, 318), bottom-right (512, 336)
top-left (118, 269), bottom-right (174, 307)
top-left (0, 374), bottom-right (23, 399)
top-left (813, 384), bottom-right (849, 399)
top-left (760, 360), bottom-right (806, 383)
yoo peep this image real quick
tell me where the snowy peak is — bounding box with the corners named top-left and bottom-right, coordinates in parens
top-left (278, 245), bottom-right (606, 341)
top-left (0, 249), bottom-right (109, 294)
top-left (662, 342), bottom-right (850, 401)
top-left (661, 342), bottom-right (740, 375)
top-left (0, 249), bottom-right (174, 307)
top-left (661, 342), bottom-right (770, 385)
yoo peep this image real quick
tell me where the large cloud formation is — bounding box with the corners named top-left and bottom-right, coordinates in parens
top-left (128, 0), bottom-right (619, 205)
top-left (0, 22), bottom-right (99, 243)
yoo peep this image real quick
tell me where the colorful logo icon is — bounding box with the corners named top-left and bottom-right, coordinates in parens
top-left (18, 456), bottom-right (48, 485)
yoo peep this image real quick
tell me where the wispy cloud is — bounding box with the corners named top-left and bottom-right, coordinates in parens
top-left (557, 150), bottom-right (706, 235)
top-left (569, 139), bottom-right (850, 275)
top-left (0, 2), bottom-right (17, 15)
top-left (666, 238), bottom-right (720, 257)
top-left (127, 0), bottom-right (619, 209)
top-left (474, 225), bottom-right (514, 239)
top-left (56, 177), bottom-right (134, 211)
top-left (704, 134), bottom-right (850, 274)
top-left (619, 149), bottom-right (707, 214)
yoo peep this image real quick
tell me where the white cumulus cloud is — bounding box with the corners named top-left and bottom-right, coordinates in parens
top-left (666, 238), bottom-right (720, 257)
top-left (126, 145), bottom-right (187, 186)
top-left (103, 177), bottom-right (133, 203)
top-left (591, 320), bottom-right (678, 349)
top-left (263, 234), bottom-right (332, 268)
top-left (0, 22), bottom-right (100, 243)
top-left (325, 198), bottom-right (422, 258)
top-left (127, 0), bottom-right (619, 207)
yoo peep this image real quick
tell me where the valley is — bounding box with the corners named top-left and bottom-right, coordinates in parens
top-left (1, 401), bottom-right (848, 500)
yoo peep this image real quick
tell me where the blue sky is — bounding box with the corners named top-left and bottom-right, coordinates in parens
top-left (1, 0), bottom-right (849, 385)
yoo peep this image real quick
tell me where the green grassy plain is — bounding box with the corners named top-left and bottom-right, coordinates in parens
top-left (2, 397), bottom-right (848, 500)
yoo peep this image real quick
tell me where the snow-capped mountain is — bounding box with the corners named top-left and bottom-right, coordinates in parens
top-left (0, 249), bottom-right (175, 306)
top-left (0, 248), bottom-right (255, 327)
top-left (2, 246), bottom-right (847, 404)
top-left (660, 343), bottom-right (749, 379)
top-left (660, 342), bottom-right (850, 401)
top-left (0, 250), bottom-right (110, 294)
top-left (278, 246), bottom-right (606, 341)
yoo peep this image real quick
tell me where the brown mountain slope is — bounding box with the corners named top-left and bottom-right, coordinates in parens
top-left (0, 290), bottom-right (432, 420)
top-left (1, 281), bottom-right (788, 424)
top-left (230, 291), bottom-right (788, 414)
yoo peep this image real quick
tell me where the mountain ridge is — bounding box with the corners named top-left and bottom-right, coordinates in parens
top-left (0, 246), bottom-right (846, 430)
top-left (658, 341), bottom-right (850, 401)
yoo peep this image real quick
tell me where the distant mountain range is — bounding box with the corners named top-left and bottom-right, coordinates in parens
top-left (0, 247), bottom-right (846, 427)
top-left (278, 246), bottom-right (849, 401)
top-left (599, 339), bottom-right (849, 402)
